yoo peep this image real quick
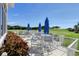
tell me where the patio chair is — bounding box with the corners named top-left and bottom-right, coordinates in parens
top-left (41, 34), bottom-right (54, 55)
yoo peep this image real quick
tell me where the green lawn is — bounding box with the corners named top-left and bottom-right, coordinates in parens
top-left (50, 28), bottom-right (79, 38)
top-left (62, 38), bottom-right (74, 47)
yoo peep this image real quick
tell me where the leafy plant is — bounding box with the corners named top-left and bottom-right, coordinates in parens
top-left (0, 31), bottom-right (29, 56)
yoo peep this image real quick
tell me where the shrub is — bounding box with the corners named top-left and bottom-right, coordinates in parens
top-left (67, 28), bottom-right (74, 32)
top-left (0, 31), bottom-right (29, 56)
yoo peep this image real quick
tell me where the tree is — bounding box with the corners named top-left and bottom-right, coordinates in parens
top-left (67, 28), bottom-right (74, 32)
top-left (74, 25), bottom-right (78, 33)
top-left (74, 23), bottom-right (79, 33)
top-left (52, 26), bottom-right (60, 29)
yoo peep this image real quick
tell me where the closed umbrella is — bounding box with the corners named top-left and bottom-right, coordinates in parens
top-left (44, 17), bottom-right (49, 34)
top-left (27, 24), bottom-right (30, 31)
top-left (38, 23), bottom-right (42, 32)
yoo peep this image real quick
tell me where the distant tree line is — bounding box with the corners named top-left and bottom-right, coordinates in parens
top-left (67, 28), bottom-right (74, 32)
top-left (8, 25), bottom-right (59, 30)
top-left (8, 25), bottom-right (27, 30)
top-left (7, 25), bottom-right (45, 30)
top-left (67, 22), bottom-right (79, 33)
top-left (51, 26), bottom-right (60, 29)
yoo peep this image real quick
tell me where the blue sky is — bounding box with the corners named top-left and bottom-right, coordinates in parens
top-left (8, 3), bottom-right (79, 28)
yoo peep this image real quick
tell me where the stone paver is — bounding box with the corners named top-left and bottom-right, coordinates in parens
top-left (48, 46), bottom-right (67, 56)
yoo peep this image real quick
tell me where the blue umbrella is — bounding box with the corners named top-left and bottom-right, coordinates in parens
top-left (27, 24), bottom-right (30, 31)
top-left (38, 23), bottom-right (42, 32)
top-left (44, 17), bottom-right (49, 34)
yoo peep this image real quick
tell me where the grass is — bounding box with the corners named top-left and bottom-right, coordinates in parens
top-left (62, 39), bottom-right (74, 47)
top-left (50, 28), bottom-right (79, 38)
top-left (75, 40), bottom-right (79, 56)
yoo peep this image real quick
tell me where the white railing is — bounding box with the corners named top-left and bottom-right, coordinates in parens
top-left (0, 33), bottom-right (7, 48)
top-left (67, 39), bottom-right (79, 56)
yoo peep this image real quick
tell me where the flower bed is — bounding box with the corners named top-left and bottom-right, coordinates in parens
top-left (0, 31), bottom-right (29, 56)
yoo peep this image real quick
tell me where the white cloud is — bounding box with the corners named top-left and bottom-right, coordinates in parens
top-left (8, 22), bottom-right (17, 25)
